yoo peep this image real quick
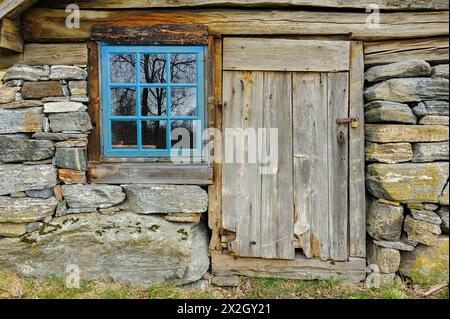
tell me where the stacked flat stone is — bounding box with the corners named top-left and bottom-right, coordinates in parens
top-left (364, 60), bottom-right (449, 285)
top-left (0, 64), bottom-right (210, 285)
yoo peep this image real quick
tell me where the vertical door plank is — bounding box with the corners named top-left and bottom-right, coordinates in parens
top-left (222, 71), bottom-right (264, 259)
top-left (222, 71), bottom-right (241, 233)
top-left (293, 72), bottom-right (330, 261)
top-left (260, 72), bottom-right (295, 260)
top-left (328, 72), bottom-right (349, 261)
top-left (235, 71), bottom-right (264, 257)
top-left (349, 41), bottom-right (366, 258)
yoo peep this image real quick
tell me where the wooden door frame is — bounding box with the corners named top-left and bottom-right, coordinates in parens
top-left (208, 39), bottom-right (366, 283)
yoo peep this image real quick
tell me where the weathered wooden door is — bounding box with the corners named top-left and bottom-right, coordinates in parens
top-left (220, 38), bottom-right (364, 262)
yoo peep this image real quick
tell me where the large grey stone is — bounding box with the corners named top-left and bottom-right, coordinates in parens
top-left (61, 184), bottom-right (126, 209)
top-left (366, 163), bottom-right (449, 203)
top-left (0, 135), bottom-right (54, 163)
top-left (365, 142), bottom-right (413, 164)
top-left (121, 185), bottom-right (208, 214)
top-left (68, 81), bottom-right (87, 96)
top-left (410, 209), bottom-right (442, 225)
top-left (440, 183), bottom-right (449, 205)
top-left (418, 115), bottom-right (449, 125)
top-left (373, 240), bottom-right (415, 251)
top-left (0, 85), bottom-right (20, 104)
top-left (54, 148), bottom-right (87, 171)
top-left (412, 142), bottom-right (449, 162)
top-left (431, 64), bottom-right (449, 79)
top-left (3, 65), bottom-right (49, 82)
top-left (399, 235), bottom-right (449, 284)
top-left (21, 82), bottom-right (63, 100)
top-left (364, 101), bottom-right (416, 124)
top-left (32, 132), bottom-right (88, 141)
top-left (436, 206), bottom-right (449, 233)
top-left (0, 165), bottom-right (58, 196)
top-left (368, 240), bottom-right (401, 274)
top-left (404, 215), bottom-right (441, 246)
top-left (0, 223), bottom-right (27, 237)
top-left (50, 66), bottom-right (87, 81)
top-left (0, 196), bottom-right (58, 223)
top-left (25, 188), bottom-right (54, 199)
top-left (365, 124), bottom-right (449, 143)
top-left (0, 212), bottom-right (210, 286)
top-left (43, 102), bottom-right (86, 113)
top-left (364, 78), bottom-right (449, 103)
top-left (413, 101), bottom-right (449, 117)
top-left (365, 60), bottom-right (431, 83)
top-left (48, 112), bottom-right (92, 133)
top-left (367, 199), bottom-right (404, 241)
top-left (0, 100), bottom-right (43, 110)
top-left (0, 107), bottom-right (43, 134)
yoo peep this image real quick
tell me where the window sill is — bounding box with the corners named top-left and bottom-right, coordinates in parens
top-left (87, 162), bottom-right (213, 185)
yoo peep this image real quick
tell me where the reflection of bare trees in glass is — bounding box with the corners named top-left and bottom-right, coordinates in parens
top-left (109, 53), bottom-right (197, 149)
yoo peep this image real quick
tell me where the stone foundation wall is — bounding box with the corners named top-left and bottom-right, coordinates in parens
top-left (0, 65), bottom-right (209, 286)
top-left (364, 60), bottom-right (449, 284)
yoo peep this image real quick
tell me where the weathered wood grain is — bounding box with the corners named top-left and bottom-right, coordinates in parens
top-left (22, 8), bottom-right (449, 42)
top-left (0, 17), bottom-right (22, 52)
top-left (364, 37), bottom-right (449, 66)
top-left (0, 0), bottom-right (38, 19)
top-left (22, 43), bottom-right (88, 65)
top-left (228, 71), bottom-right (264, 258)
top-left (87, 41), bottom-right (100, 162)
top-left (37, 0), bottom-right (449, 11)
top-left (293, 72), bottom-right (330, 261)
top-left (349, 41), bottom-right (366, 258)
top-left (223, 38), bottom-right (349, 72)
top-left (91, 24), bottom-right (209, 45)
top-left (0, 43), bottom-right (88, 68)
top-left (211, 251), bottom-right (366, 283)
top-left (208, 37), bottom-right (223, 251)
top-left (328, 72), bottom-right (349, 262)
top-left (260, 72), bottom-right (295, 260)
top-left (87, 163), bottom-right (213, 185)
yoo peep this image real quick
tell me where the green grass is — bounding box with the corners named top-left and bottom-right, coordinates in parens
top-left (0, 269), bottom-right (447, 299)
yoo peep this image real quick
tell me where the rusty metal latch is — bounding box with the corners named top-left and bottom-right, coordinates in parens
top-left (336, 116), bottom-right (359, 128)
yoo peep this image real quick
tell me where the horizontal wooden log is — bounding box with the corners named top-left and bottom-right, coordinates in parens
top-left (211, 251), bottom-right (367, 283)
top-left (0, 50), bottom-right (20, 68)
top-left (0, 0), bottom-right (38, 19)
top-left (0, 17), bottom-right (23, 53)
top-left (91, 24), bottom-right (208, 45)
top-left (22, 43), bottom-right (88, 65)
top-left (88, 162), bottom-right (213, 185)
top-left (23, 8), bottom-right (449, 42)
top-left (0, 43), bottom-right (88, 68)
top-left (37, 0), bottom-right (449, 11)
top-left (364, 37), bottom-right (449, 66)
top-left (223, 38), bottom-right (350, 72)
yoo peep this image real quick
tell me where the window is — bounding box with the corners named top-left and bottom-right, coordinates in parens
top-left (100, 45), bottom-right (204, 158)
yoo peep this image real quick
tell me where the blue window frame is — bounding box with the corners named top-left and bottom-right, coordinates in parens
top-left (100, 44), bottom-right (205, 158)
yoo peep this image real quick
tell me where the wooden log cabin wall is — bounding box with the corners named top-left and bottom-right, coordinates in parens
top-left (0, 0), bottom-right (448, 286)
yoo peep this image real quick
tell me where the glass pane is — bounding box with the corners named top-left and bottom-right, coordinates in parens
top-left (170, 54), bottom-right (196, 83)
top-left (141, 88), bottom-right (167, 117)
top-left (140, 54), bottom-right (166, 83)
top-left (142, 121), bottom-right (167, 150)
top-left (171, 120), bottom-right (196, 149)
top-left (111, 88), bottom-right (136, 116)
top-left (110, 54), bottom-right (136, 83)
top-left (111, 121), bottom-right (137, 149)
top-left (171, 88), bottom-right (196, 116)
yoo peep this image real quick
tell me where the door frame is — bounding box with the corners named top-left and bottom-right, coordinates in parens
top-left (208, 37), bottom-right (366, 282)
